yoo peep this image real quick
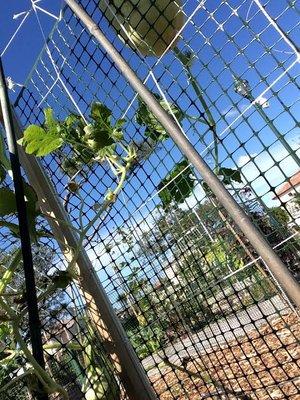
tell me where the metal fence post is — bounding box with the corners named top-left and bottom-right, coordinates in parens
top-left (0, 58), bottom-right (48, 400)
top-left (65, 0), bottom-right (300, 308)
top-left (8, 109), bottom-right (157, 400)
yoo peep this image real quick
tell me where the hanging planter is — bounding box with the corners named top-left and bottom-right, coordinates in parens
top-left (99, 0), bottom-right (184, 56)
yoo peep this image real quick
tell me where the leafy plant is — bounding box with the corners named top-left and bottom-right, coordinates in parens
top-left (217, 167), bottom-right (242, 185)
top-left (128, 325), bottom-right (165, 359)
top-left (1, 102), bottom-right (140, 399)
top-left (137, 93), bottom-right (183, 142)
top-left (0, 182), bottom-right (41, 240)
top-left (158, 159), bottom-right (195, 208)
top-left (18, 102), bottom-right (135, 180)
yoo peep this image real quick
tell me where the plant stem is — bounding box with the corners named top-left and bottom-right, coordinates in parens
top-left (183, 112), bottom-right (208, 125)
top-left (0, 295), bottom-right (68, 399)
top-left (173, 47), bottom-right (219, 170)
top-left (0, 249), bottom-right (22, 294)
top-left (12, 323), bottom-right (69, 399)
top-left (0, 369), bottom-right (34, 393)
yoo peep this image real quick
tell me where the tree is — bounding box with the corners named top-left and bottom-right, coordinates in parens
top-left (268, 206), bottom-right (290, 226)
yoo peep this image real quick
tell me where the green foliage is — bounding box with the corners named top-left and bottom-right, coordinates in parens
top-left (18, 103), bottom-right (130, 177)
top-left (268, 206), bottom-right (290, 226)
top-left (17, 125), bottom-right (64, 156)
top-left (294, 193), bottom-right (300, 209)
top-left (217, 167), bottom-right (242, 185)
top-left (158, 159), bottom-right (195, 208)
top-left (0, 132), bottom-right (10, 184)
top-left (0, 101), bottom-right (140, 398)
top-left (128, 325), bottom-right (165, 359)
top-left (137, 93), bottom-right (183, 142)
top-left (204, 240), bottom-right (243, 273)
top-left (0, 183), bottom-right (40, 240)
top-left (51, 270), bottom-right (74, 289)
top-left (0, 188), bottom-right (16, 216)
top-left (0, 166), bottom-right (5, 184)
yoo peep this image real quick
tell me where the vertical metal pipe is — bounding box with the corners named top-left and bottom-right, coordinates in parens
top-left (0, 59), bottom-right (48, 400)
top-left (64, 0), bottom-right (300, 308)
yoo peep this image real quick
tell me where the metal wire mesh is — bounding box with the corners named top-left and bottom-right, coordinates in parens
top-left (0, 0), bottom-right (299, 399)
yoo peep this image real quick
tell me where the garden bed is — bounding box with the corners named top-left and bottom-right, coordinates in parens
top-left (150, 312), bottom-right (300, 399)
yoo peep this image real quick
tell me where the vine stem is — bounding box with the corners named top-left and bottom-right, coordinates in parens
top-left (0, 369), bottom-right (34, 394)
top-left (173, 47), bottom-right (219, 171)
top-left (0, 248), bottom-right (22, 294)
top-left (0, 296), bottom-right (68, 399)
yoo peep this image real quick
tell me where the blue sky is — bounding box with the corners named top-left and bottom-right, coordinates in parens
top-left (1, 1), bottom-right (300, 292)
top-left (0, 1), bottom-right (61, 86)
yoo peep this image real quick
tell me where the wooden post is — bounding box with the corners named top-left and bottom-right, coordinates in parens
top-left (3, 108), bottom-right (157, 400)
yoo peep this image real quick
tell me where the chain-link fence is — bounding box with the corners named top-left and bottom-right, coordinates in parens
top-left (0, 0), bottom-right (300, 399)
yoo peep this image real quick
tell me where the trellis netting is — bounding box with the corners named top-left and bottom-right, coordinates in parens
top-left (0, 0), bottom-right (299, 399)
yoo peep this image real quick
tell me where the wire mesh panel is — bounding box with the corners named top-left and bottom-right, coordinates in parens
top-left (0, 0), bottom-right (299, 399)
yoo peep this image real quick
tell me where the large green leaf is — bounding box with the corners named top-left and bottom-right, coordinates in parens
top-left (217, 167), bottom-right (242, 185)
top-left (0, 220), bottom-right (48, 240)
top-left (18, 125), bottom-right (63, 156)
top-left (83, 123), bottom-right (114, 150)
top-left (137, 94), bottom-right (183, 142)
top-left (90, 102), bottom-right (112, 123)
top-left (0, 165), bottom-right (6, 183)
top-left (0, 184), bottom-right (40, 240)
top-left (158, 160), bottom-right (195, 208)
top-left (85, 102), bottom-right (125, 160)
top-left (0, 132), bottom-right (10, 171)
top-left (0, 188), bottom-right (17, 216)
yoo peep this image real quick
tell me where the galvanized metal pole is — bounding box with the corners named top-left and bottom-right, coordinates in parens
top-left (0, 58), bottom-right (48, 400)
top-left (64, 0), bottom-right (300, 308)
top-left (8, 110), bottom-right (157, 400)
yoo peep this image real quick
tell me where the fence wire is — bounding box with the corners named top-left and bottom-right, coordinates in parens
top-left (0, 0), bottom-right (299, 399)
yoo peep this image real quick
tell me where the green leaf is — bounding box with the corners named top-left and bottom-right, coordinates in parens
top-left (0, 132), bottom-right (10, 171)
top-left (0, 165), bottom-right (6, 183)
top-left (137, 94), bottom-right (183, 142)
top-left (97, 143), bottom-right (116, 161)
top-left (158, 159), bottom-right (195, 208)
top-left (52, 270), bottom-right (73, 289)
top-left (88, 102), bottom-right (124, 151)
top-left (111, 118), bottom-right (125, 141)
top-left (84, 123), bottom-right (115, 151)
top-left (0, 220), bottom-right (20, 236)
top-left (217, 167), bottom-right (242, 185)
top-left (0, 184), bottom-right (40, 240)
top-left (44, 108), bottom-right (57, 131)
top-left (23, 182), bottom-right (39, 212)
top-left (18, 125), bottom-right (63, 156)
top-left (0, 188), bottom-right (17, 216)
top-left (65, 113), bottom-right (78, 125)
top-left (61, 157), bottom-right (82, 176)
top-left (0, 220), bottom-right (46, 240)
top-left (90, 102), bottom-right (111, 122)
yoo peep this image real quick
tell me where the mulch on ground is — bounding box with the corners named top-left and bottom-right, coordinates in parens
top-left (149, 312), bottom-right (300, 399)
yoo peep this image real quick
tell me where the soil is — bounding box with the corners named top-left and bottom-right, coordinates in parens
top-left (149, 312), bottom-right (300, 400)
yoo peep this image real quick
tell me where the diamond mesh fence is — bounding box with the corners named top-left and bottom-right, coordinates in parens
top-left (0, 0), bottom-right (299, 399)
